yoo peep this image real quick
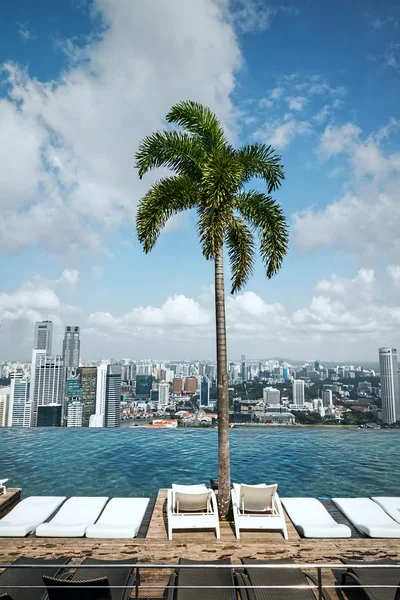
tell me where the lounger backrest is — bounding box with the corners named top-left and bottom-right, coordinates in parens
top-left (240, 484), bottom-right (278, 513)
top-left (174, 490), bottom-right (212, 513)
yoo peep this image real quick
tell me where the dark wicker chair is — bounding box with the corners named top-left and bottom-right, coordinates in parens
top-left (43, 558), bottom-right (137, 600)
top-left (341, 557), bottom-right (400, 600)
top-left (0, 556), bottom-right (71, 600)
top-left (238, 557), bottom-right (332, 600)
top-left (165, 558), bottom-right (246, 600)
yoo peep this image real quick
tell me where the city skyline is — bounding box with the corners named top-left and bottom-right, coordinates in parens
top-left (0, 0), bottom-right (399, 360)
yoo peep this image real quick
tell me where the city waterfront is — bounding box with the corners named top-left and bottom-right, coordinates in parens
top-left (1, 427), bottom-right (399, 499)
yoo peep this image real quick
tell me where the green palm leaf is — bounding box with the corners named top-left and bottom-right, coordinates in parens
top-left (225, 216), bottom-right (255, 293)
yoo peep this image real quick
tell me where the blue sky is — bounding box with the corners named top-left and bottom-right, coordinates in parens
top-left (0, 0), bottom-right (399, 362)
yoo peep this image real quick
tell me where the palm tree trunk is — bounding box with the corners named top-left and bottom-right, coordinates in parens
top-left (214, 244), bottom-right (230, 520)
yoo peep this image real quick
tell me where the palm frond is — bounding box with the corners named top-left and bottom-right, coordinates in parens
top-left (166, 100), bottom-right (227, 152)
top-left (136, 175), bottom-right (198, 253)
top-left (201, 146), bottom-right (243, 211)
top-left (196, 204), bottom-right (226, 261)
top-left (237, 143), bottom-right (285, 193)
top-left (236, 190), bottom-right (289, 278)
top-left (225, 216), bottom-right (255, 294)
top-left (135, 130), bottom-right (205, 179)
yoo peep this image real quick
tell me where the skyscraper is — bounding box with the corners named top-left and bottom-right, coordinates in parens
top-left (62, 326), bottom-right (80, 370)
top-left (241, 355), bottom-right (246, 382)
top-left (105, 364), bottom-right (121, 428)
top-left (379, 347), bottom-right (400, 424)
top-left (34, 321), bottom-right (53, 353)
top-left (8, 376), bottom-right (31, 427)
top-left (94, 363), bottom-right (108, 426)
top-left (292, 380), bottom-right (305, 406)
top-left (30, 351), bottom-right (64, 426)
top-left (263, 386), bottom-right (280, 405)
top-left (158, 382), bottom-right (170, 407)
top-left (0, 387), bottom-right (10, 427)
top-left (136, 375), bottom-right (153, 398)
top-left (200, 377), bottom-right (211, 407)
top-left (322, 389), bottom-right (333, 408)
top-left (77, 367), bottom-right (97, 427)
top-left (65, 374), bottom-right (83, 427)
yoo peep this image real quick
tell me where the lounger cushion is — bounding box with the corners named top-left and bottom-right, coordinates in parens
top-left (172, 484), bottom-right (208, 494)
top-left (372, 497), bottom-right (400, 525)
top-left (282, 498), bottom-right (351, 538)
top-left (333, 498), bottom-right (400, 537)
top-left (0, 496), bottom-right (66, 537)
top-left (36, 497), bottom-right (109, 537)
top-left (85, 498), bottom-right (150, 538)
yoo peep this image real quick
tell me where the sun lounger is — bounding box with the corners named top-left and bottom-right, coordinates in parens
top-left (372, 497), bottom-right (400, 525)
top-left (0, 479), bottom-right (8, 494)
top-left (0, 496), bottom-right (66, 537)
top-left (85, 497), bottom-right (150, 538)
top-left (281, 497), bottom-right (351, 538)
top-left (43, 557), bottom-right (137, 600)
top-left (332, 498), bottom-right (400, 538)
top-left (0, 555), bottom-right (71, 600)
top-left (165, 558), bottom-right (244, 600)
top-left (232, 483), bottom-right (288, 539)
top-left (35, 496), bottom-right (109, 537)
top-left (167, 483), bottom-right (220, 540)
top-left (340, 557), bottom-right (400, 600)
top-left (239, 557), bottom-right (332, 600)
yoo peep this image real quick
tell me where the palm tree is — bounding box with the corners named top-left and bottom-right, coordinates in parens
top-left (135, 101), bottom-right (288, 519)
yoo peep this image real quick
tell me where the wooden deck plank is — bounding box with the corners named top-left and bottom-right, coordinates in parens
top-left (0, 489), bottom-right (21, 519)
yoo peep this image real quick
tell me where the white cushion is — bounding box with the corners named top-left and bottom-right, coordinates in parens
top-left (282, 498), bottom-right (351, 538)
top-left (172, 484), bottom-right (208, 494)
top-left (333, 498), bottom-right (400, 538)
top-left (86, 498), bottom-right (150, 538)
top-left (0, 496), bottom-right (66, 537)
top-left (372, 497), bottom-right (400, 525)
top-left (35, 497), bottom-right (109, 537)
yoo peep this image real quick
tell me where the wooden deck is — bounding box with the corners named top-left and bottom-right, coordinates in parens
top-left (1, 489), bottom-right (400, 598)
top-left (0, 488), bottom-right (21, 519)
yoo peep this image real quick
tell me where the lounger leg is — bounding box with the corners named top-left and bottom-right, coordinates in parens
top-left (282, 522), bottom-right (289, 540)
top-left (168, 524), bottom-right (173, 541)
top-left (215, 521), bottom-right (221, 540)
top-left (235, 521), bottom-right (240, 540)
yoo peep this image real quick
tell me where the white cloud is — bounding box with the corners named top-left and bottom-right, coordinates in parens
top-left (56, 269), bottom-right (79, 289)
top-left (254, 118), bottom-right (312, 149)
top-left (287, 96), bottom-right (307, 111)
top-left (294, 119), bottom-right (400, 257)
top-left (16, 22), bottom-right (35, 42)
top-left (0, 0), bottom-right (242, 259)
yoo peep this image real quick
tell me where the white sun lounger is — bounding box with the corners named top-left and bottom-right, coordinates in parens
top-left (281, 497), bottom-right (351, 538)
top-left (332, 497), bottom-right (400, 538)
top-left (167, 483), bottom-right (220, 540)
top-left (0, 496), bottom-right (66, 537)
top-left (232, 483), bottom-right (288, 540)
top-left (0, 479), bottom-right (8, 494)
top-left (35, 496), bottom-right (109, 537)
top-left (372, 497), bottom-right (400, 525)
top-left (86, 497), bottom-right (150, 538)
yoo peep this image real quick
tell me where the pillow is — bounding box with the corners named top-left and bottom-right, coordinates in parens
top-left (43, 575), bottom-right (112, 600)
top-left (172, 483), bottom-right (208, 494)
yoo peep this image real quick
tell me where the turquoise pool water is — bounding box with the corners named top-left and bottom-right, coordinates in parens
top-left (0, 427), bottom-right (399, 499)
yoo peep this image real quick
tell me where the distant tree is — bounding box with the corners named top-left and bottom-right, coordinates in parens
top-left (135, 100), bottom-right (288, 518)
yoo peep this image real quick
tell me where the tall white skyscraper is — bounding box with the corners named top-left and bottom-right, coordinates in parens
top-left (292, 380), bottom-right (305, 406)
top-left (105, 364), bottom-right (121, 428)
top-left (67, 401), bottom-right (83, 427)
top-left (30, 351), bottom-right (64, 426)
top-left (95, 363), bottom-right (108, 425)
top-left (158, 382), bottom-right (170, 407)
top-left (34, 321), bottom-right (53, 353)
top-left (62, 326), bottom-right (80, 370)
top-left (0, 386), bottom-right (10, 427)
top-left (322, 389), bottom-right (333, 408)
top-left (8, 376), bottom-right (31, 427)
top-left (379, 347), bottom-right (400, 424)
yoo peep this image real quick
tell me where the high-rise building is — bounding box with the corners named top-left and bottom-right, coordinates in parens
top-left (65, 374), bottom-right (83, 427)
top-left (241, 355), bottom-right (246, 382)
top-left (94, 363), bottom-right (107, 426)
top-left (77, 367), bottom-right (97, 427)
top-left (30, 351), bottom-right (64, 426)
top-left (105, 364), bottom-right (121, 428)
top-left (158, 382), bottom-right (170, 407)
top-left (0, 386), bottom-right (10, 427)
top-left (37, 404), bottom-right (62, 427)
top-left (135, 375), bottom-right (153, 398)
top-left (62, 326), bottom-right (80, 370)
top-left (184, 377), bottom-right (197, 394)
top-left (200, 377), bottom-right (211, 406)
top-left (292, 380), bottom-right (305, 406)
top-left (34, 321), bottom-right (53, 353)
top-left (282, 367), bottom-right (289, 380)
top-left (8, 376), bottom-right (31, 427)
top-left (263, 386), bottom-right (280, 406)
top-left (322, 389), bottom-right (333, 408)
top-left (379, 347), bottom-right (400, 424)
top-left (315, 360), bottom-right (320, 370)
top-left (172, 377), bottom-right (183, 395)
